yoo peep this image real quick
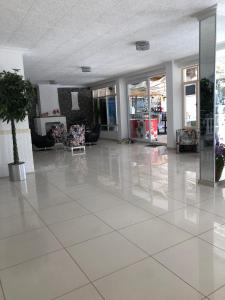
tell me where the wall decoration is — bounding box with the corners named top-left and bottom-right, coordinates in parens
top-left (58, 88), bottom-right (93, 129)
top-left (71, 92), bottom-right (80, 110)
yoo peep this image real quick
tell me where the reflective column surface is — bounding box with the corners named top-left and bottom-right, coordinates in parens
top-left (1, 141), bottom-right (225, 299)
top-left (199, 14), bottom-right (216, 184)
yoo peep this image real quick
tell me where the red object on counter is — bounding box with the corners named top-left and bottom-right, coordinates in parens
top-left (130, 118), bottom-right (158, 140)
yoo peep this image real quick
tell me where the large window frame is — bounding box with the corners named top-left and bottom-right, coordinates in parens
top-left (182, 65), bottom-right (199, 129)
top-left (92, 85), bottom-right (118, 132)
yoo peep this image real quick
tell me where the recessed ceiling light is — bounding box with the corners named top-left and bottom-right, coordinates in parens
top-left (135, 41), bottom-right (150, 51)
top-left (81, 66), bottom-right (91, 72)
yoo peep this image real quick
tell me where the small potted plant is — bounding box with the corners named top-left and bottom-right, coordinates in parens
top-left (215, 141), bottom-right (225, 182)
top-left (0, 70), bottom-right (34, 181)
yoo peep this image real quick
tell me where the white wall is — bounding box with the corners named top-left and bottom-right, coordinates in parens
top-left (0, 48), bottom-right (34, 177)
top-left (38, 84), bottom-right (82, 115)
top-left (38, 84), bottom-right (60, 115)
top-left (0, 48), bottom-right (24, 76)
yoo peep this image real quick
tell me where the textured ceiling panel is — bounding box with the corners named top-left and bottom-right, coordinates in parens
top-left (0, 0), bottom-right (219, 85)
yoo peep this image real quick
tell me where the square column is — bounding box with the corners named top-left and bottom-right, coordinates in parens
top-left (166, 61), bottom-right (182, 148)
top-left (198, 5), bottom-right (225, 184)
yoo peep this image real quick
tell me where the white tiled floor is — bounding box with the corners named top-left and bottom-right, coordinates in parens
top-left (0, 250), bottom-right (88, 300)
top-left (94, 258), bottom-right (203, 300)
top-left (0, 227), bottom-right (61, 269)
top-left (68, 231), bottom-right (147, 280)
top-left (154, 238), bottom-right (225, 295)
top-left (0, 141), bottom-right (225, 299)
top-left (95, 203), bottom-right (154, 229)
top-left (120, 218), bottom-right (192, 255)
top-left (56, 285), bottom-right (103, 300)
top-left (160, 206), bottom-right (225, 235)
top-left (199, 224), bottom-right (225, 251)
top-left (50, 214), bottom-right (113, 246)
top-left (0, 212), bottom-right (44, 240)
top-left (0, 287), bottom-right (3, 300)
top-left (209, 286), bottom-right (225, 299)
top-left (37, 201), bottom-right (89, 225)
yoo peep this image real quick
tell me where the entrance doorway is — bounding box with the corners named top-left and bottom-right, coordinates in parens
top-left (149, 75), bottom-right (167, 144)
top-left (128, 80), bottom-right (150, 141)
top-left (128, 74), bottom-right (167, 145)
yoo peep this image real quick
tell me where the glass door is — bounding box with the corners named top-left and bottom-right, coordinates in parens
top-left (128, 80), bottom-right (150, 141)
top-left (149, 75), bottom-right (167, 144)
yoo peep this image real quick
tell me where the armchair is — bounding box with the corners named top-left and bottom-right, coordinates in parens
top-left (64, 125), bottom-right (86, 155)
top-left (85, 124), bottom-right (101, 144)
top-left (47, 123), bottom-right (67, 144)
top-left (176, 128), bottom-right (198, 153)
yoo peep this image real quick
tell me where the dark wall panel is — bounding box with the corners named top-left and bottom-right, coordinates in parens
top-left (58, 88), bottom-right (93, 129)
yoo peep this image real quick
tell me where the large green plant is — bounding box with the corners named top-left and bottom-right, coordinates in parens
top-left (0, 70), bottom-right (34, 164)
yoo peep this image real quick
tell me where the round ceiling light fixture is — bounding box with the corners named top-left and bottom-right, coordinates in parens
top-left (135, 40), bottom-right (150, 51)
top-left (81, 66), bottom-right (91, 72)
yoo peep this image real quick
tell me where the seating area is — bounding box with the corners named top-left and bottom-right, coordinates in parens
top-left (32, 122), bottom-right (100, 152)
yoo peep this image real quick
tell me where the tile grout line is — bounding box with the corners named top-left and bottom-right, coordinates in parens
top-left (16, 180), bottom-right (204, 298)
top-left (206, 281), bottom-right (225, 298)
top-left (12, 171), bottom-right (225, 298)
top-left (50, 282), bottom-right (96, 300)
top-left (0, 248), bottom-right (63, 272)
top-left (157, 214), bottom-right (225, 239)
top-left (149, 235), bottom-right (195, 257)
top-left (15, 189), bottom-right (106, 300)
top-left (151, 256), bottom-right (206, 298)
top-left (87, 206), bottom-right (217, 298)
top-left (15, 177), bottom-right (225, 249)
top-left (0, 279), bottom-right (6, 300)
top-left (0, 217), bottom-right (46, 242)
top-left (63, 193), bottom-right (209, 297)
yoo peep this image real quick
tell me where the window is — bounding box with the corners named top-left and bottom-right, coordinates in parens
top-left (92, 85), bottom-right (117, 132)
top-left (183, 65), bottom-right (199, 128)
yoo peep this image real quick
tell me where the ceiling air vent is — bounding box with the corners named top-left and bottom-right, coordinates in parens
top-left (81, 66), bottom-right (91, 73)
top-left (135, 40), bottom-right (150, 51)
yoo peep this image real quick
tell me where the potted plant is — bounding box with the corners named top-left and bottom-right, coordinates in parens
top-left (215, 141), bottom-right (225, 182)
top-left (0, 70), bottom-right (34, 181)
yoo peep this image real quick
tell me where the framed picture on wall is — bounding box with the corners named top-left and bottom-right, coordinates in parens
top-left (71, 92), bottom-right (80, 110)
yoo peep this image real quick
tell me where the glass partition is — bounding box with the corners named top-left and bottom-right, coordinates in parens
top-left (128, 81), bottom-right (150, 140)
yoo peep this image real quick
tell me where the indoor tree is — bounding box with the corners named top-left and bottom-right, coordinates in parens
top-left (0, 70), bottom-right (34, 167)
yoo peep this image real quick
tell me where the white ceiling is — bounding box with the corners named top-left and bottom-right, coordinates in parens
top-left (0, 0), bottom-right (220, 85)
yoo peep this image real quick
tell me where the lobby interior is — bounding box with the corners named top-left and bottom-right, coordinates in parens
top-left (1, 1), bottom-right (225, 300)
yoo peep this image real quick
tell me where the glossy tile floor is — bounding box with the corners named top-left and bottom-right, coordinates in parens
top-left (1, 140), bottom-right (225, 299)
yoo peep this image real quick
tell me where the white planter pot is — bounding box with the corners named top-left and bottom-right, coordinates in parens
top-left (8, 162), bottom-right (26, 181)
